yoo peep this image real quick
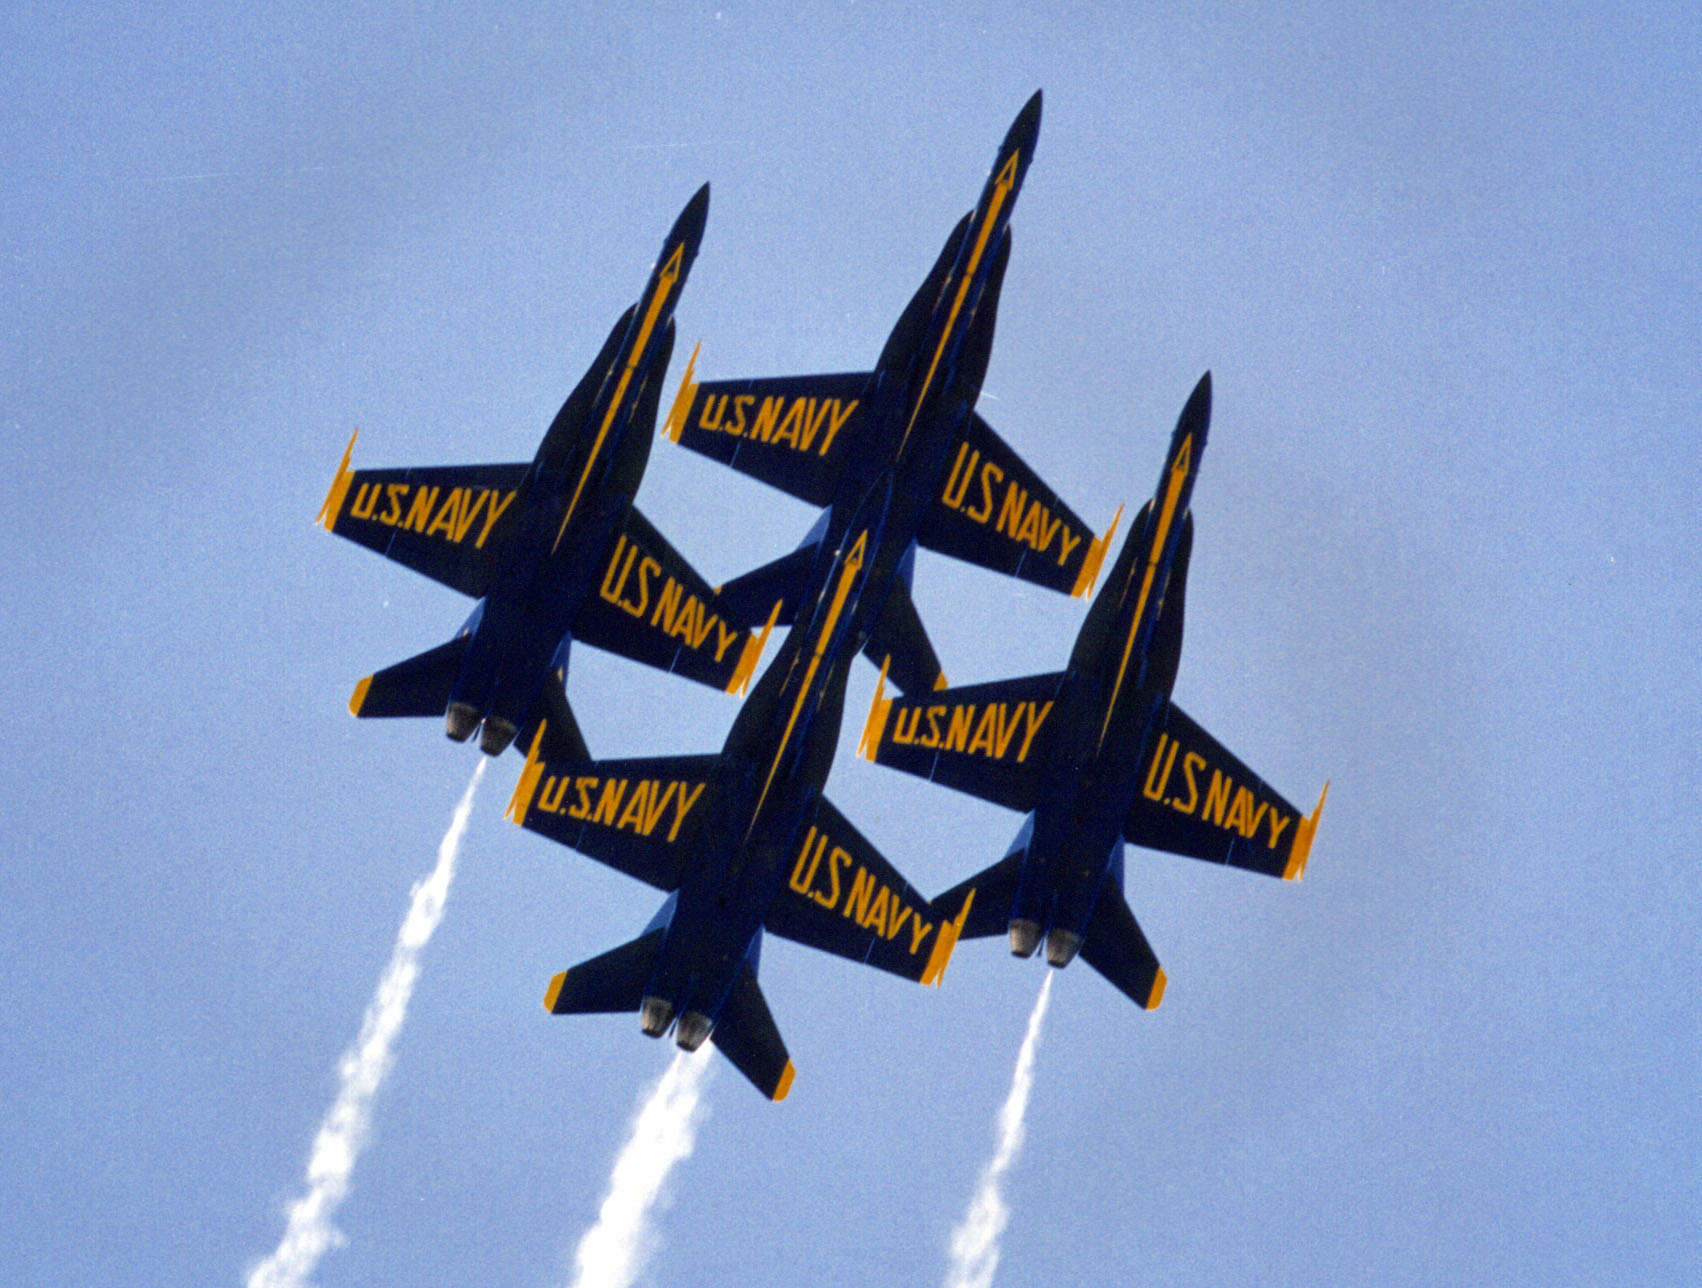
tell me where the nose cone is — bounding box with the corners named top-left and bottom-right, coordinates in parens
top-left (1003, 89), bottom-right (1043, 160)
top-left (664, 182), bottom-right (711, 266)
top-left (1174, 371), bottom-right (1212, 447)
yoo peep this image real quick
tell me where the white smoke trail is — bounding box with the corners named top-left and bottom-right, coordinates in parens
top-left (247, 759), bottom-right (486, 1288)
top-left (565, 1047), bottom-right (713, 1288)
top-left (943, 971), bottom-right (1055, 1288)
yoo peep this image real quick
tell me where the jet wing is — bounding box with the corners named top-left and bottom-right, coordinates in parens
top-left (918, 412), bottom-right (1117, 598)
top-left (505, 743), bottom-right (720, 893)
top-left (317, 437), bottom-right (530, 598)
top-left (1124, 697), bottom-right (1327, 880)
top-left (857, 669), bottom-right (1067, 814)
top-left (662, 356), bottom-right (871, 508)
top-left (572, 504), bottom-right (771, 695)
top-left (764, 795), bottom-right (974, 986)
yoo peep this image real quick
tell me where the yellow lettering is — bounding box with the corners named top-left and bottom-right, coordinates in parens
top-left (1142, 734), bottom-right (1178, 802)
top-left (1056, 525), bottom-right (1082, 567)
top-left (893, 707), bottom-right (922, 746)
top-left (539, 775), bottom-right (570, 814)
top-left (668, 782), bottom-right (706, 842)
top-left (711, 620), bottom-right (738, 663)
top-left (771, 397), bottom-right (806, 449)
top-left (592, 778), bottom-right (628, 826)
top-left (817, 845), bottom-right (851, 910)
top-left (1202, 769), bottom-right (1233, 827)
top-left (731, 394), bottom-right (754, 435)
top-left (751, 396), bottom-right (782, 443)
top-left (861, 885), bottom-right (892, 933)
top-left (351, 482), bottom-right (380, 521)
top-left (453, 490), bottom-right (487, 543)
top-left (571, 776), bottom-right (596, 819)
top-left (1016, 701), bottom-right (1053, 761)
top-left (967, 461), bottom-right (1003, 524)
top-left (991, 703), bottom-right (1023, 759)
top-left (698, 393), bottom-right (727, 433)
top-left (617, 780), bottom-right (653, 833)
top-left (599, 538), bottom-right (638, 611)
top-left (1266, 810), bottom-right (1293, 850)
top-left (789, 828), bottom-right (824, 894)
top-left (642, 783), bottom-right (676, 837)
top-left (404, 486), bottom-right (439, 532)
top-left (425, 488), bottom-right (464, 539)
top-left (1170, 751), bottom-right (1206, 815)
top-left (475, 489), bottom-right (517, 547)
top-left (1226, 786), bottom-right (1257, 838)
top-left (885, 901), bottom-right (911, 942)
top-left (819, 399), bottom-right (857, 455)
top-left (941, 444), bottom-right (975, 510)
top-left (944, 705), bottom-right (972, 752)
top-left (908, 915), bottom-right (934, 955)
top-left (996, 482), bottom-right (1030, 539)
top-left (842, 867), bottom-right (874, 924)
top-left (649, 575), bottom-right (683, 633)
top-left (967, 706), bottom-right (999, 757)
top-left (382, 483), bottom-right (407, 525)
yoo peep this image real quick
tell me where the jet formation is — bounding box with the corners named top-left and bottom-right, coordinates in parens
top-left (320, 90), bottom-right (1326, 1100)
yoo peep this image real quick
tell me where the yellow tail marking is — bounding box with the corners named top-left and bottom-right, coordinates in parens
top-left (348, 675), bottom-right (372, 717)
top-left (1098, 439), bottom-right (1193, 751)
top-left (554, 245), bottom-right (684, 553)
top-left (749, 532), bottom-right (867, 834)
top-left (1145, 967), bottom-right (1167, 1011)
top-left (1070, 504), bottom-right (1123, 599)
top-left (772, 1060), bottom-right (796, 1103)
top-left (897, 150), bottom-right (1020, 458)
top-left (726, 598), bottom-right (782, 696)
top-left (933, 670), bottom-right (949, 691)
top-left (661, 340), bottom-right (701, 443)
top-left (316, 429), bottom-right (359, 530)
top-left (922, 887), bottom-right (976, 986)
top-left (543, 971), bottom-right (568, 1012)
top-left (1283, 781), bottom-right (1330, 881)
top-left (506, 720), bottom-right (549, 826)
top-left (857, 657), bottom-right (892, 760)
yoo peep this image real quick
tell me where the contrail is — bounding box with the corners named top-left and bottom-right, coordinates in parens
top-left (565, 1048), bottom-right (713, 1288)
top-left (246, 759), bottom-right (486, 1288)
top-left (943, 971), bottom-right (1054, 1288)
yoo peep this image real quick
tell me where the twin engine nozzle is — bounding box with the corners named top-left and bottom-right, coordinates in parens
top-left (445, 703), bottom-right (518, 756)
top-left (1008, 919), bottom-right (1082, 968)
top-left (639, 995), bottom-right (713, 1051)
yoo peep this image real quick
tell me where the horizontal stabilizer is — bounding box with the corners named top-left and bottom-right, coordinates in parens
top-left (572, 504), bottom-right (763, 694)
top-left (859, 669), bottom-right (1066, 813)
top-left (545, 929), bottom-right (664, 1015)
top-left (710, 963), bottom-right (795, 1102)
top-left (932, 847), bottom-right (1027, 943)
top-left (349, 637), bottom-right (469, 719)
top-left (507, 731), bottom-right (719, 892)
top-left (718, 543), bottom-right (817, 630)
top-left (662, 358), bottom-right (870, 508)
top-left (765, 795), bottom-right (974, 986)
top-left (318, 447), bottom-right (531, 598)
top-left (1078, 888), bottom-right (1166, 1010)
top-left (917, 412), bottom-right (1112, 598)
top-left (1124, 697), bottom-right (1319, 880)
top-left (862, 578), bottom-right (945, 696)
top-left (516, 676), bottom-right (590, 763)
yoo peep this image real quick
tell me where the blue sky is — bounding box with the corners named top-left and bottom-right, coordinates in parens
top-left (5, 3), bottom-right (1698, 1284)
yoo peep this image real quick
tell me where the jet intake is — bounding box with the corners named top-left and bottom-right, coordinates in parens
top-left (639, 996), bottom-right (675, 1037)
top-left (1044, 927), bottom-right (1082, 967)
top-left (479, 716), bottom-right (518, 756)
top-left (445, 702), bottom-right (481, 743)
top-left (674, 1010), bottom-right (713, 1052)
top-left (1008, 918), bottom-right (1041, 958)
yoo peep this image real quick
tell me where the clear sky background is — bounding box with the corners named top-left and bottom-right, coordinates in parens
top-left (5, 4), bottom-right (1698, 1285)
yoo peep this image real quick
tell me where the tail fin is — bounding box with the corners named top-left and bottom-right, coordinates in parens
top-left (348, 637), bottom-right (468, 718)
top-left (863, 577), bottom-right (945, 695)
top-left (718, 544), bottom-right (816, 630)
top-left (544, 929), bottom-right (665, 1015)
top-left (1078, 889), bottom-right (1166, 1011)
top-left (710, 963), bottom-right (795, 1102)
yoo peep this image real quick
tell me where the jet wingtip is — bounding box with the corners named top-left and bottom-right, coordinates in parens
top-left (348, 675), bottom-right (372, 717)
top-left (505, 721), bottom-right (549, 826)
top-left (661, 342), bottom-right (702, 443)
top-left (316, 428), bottom-right (359, 530)
top-left (1145, 967), bottom-right (1167, 1011)
top-left (771, 1060), bottom-right (796, 1103)
top-left (857, 657), bottom-right (893, 760)
top-left (1283, 780), bottom-right (1329, 881)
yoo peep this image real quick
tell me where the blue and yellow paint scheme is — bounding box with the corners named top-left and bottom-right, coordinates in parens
top-left (661, 90), bottom-right (1119, 702)
top-left (318, 186), bottom-right (768, 756)
top-left (859, 374), bottom-right (1329, 1009)
top-left (497, 93), bottom-right (1076, 1100)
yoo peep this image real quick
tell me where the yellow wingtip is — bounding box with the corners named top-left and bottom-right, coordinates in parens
top-left (726, 598), bottom-right (781, 696)
top-left (772, 1060), bottom-right (796, 1103)
top-left (348, 675), bottom-right (372, 717)
top-left (506, 721), bottom-right (548, 826)
top-left (1071, 503), bottom-right (1123, 598)
top-left (316, 429), bottom-right (359, 530)
top-left (543, 971), bottom-right (567, 1012)
top-left (932, 670), bottom-right (949, 691)
top-left (922, 888), bottom-right (976, 987)
top-left (661, 341), bottom-right (701, 443)
top-left (1283, 781), bottom-right (1330, 881)
top-left (1146, 967), bottom-right (1167, 1011)
top-left (857, 657), bottom-right (892, 760)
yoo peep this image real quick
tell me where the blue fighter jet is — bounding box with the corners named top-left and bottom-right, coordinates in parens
top-left (504, 92), bottom-right (1117, 1099)
top-left (859, 375), bottom-right (1328, 1009)
top-left (317, 186), bottom-right (768, 756)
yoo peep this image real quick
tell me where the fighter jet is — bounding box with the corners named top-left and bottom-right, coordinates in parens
top-left (858, 374), bottom-right (1328, 1009)
top-left (316, 186), bottom-right (768, 756)
top-left (660, 89), bottom-right (1119, 697)
top-left (501, 94), bottom-right (1090, 1099)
